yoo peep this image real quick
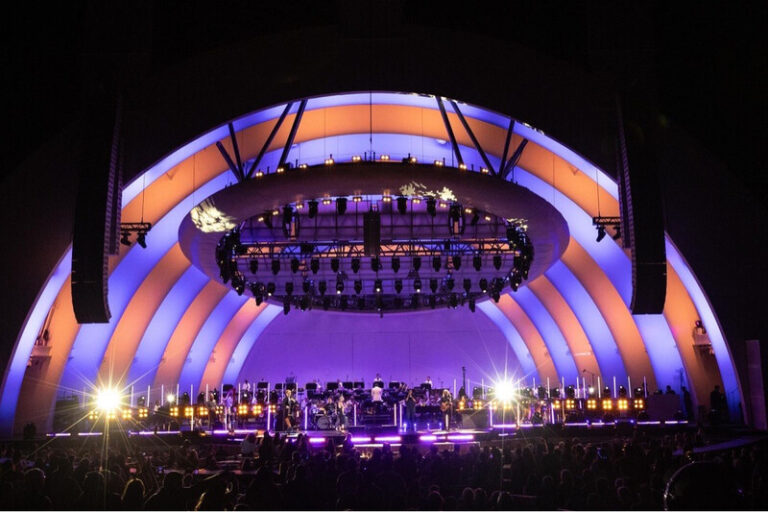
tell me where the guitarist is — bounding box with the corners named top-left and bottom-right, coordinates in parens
top-left (440, 389), bottom-right (453, 431)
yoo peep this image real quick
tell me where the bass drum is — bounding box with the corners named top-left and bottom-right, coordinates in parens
top-left (315, 414), bottom-right (334, 430)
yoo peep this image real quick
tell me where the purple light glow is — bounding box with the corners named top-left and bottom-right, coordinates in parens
top-left (46, 432), bottom-right (71, 437)
top-left (308, 437), bottom-right (326, 444)
top-left (374, 435), bottom-right (402, 443)
top-left (419, 435), bottom-right (438, 442)
top-left (350, 436), bottom-right (372, 443)
top-left (446, 434), bottom-right (474, 441)
top-left (77, 432), bottom-right (103, 436)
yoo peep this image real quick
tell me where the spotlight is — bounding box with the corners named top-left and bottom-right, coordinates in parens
top-left (426, 197), bottom-right (437, 217)
top-left (282, 205), bottom-right (294, 226)
top-left (412, 257), bottom-right (422, 271)
top-left (394, 279), bottom-right (403, 294)
top-left (120, 231), bottom-right (131, 246)
top-left (331, 258), bottom-right (340, 273)
top-left (249, 259), bottom-right (259, 274)
top-left (413, 278), bottom-right (422, 293)
top-left (357, 297), bottom-right (366, 309)
top-left (446, 277), bottom-right (455, 291)
top-left (322, 296), bottom-right (330, 310)
top-left (479, 278), bottom-right (488, 293)
top-left (493, 254), bottom-right (502, 270)
top-left (429, 278), bottom-right (438, 293)
top-left (449, 293), bottom-right (458, 308)
top-left (371, 257), bottom-right (381, 271)
top-left (266, 282), bottom-right (276, 296)
top-left (452, 255), bottom-right (462, 270)
top-left (302, 279), bottom-right (311, 294)
top-left (463, 278), bottom-right (471, 293)
top-left (469, 298), bottom-right (476, 312)
top-left (470, 210), bottom-right (480, 226)
top-left (285, 282), bottom-right (294, 295)
top-left (340, 295), bottom-right (348, 310)
top-left (429, 295), bottom-right (436, 309)
top-left (263, 212), bottom-right (273, 229)
top-left (596, 225), bottom-right (607, 242)
top-left (166, 393), bottom-right (176, 404)
top-left (391, 257), bottom-right (400, 273)
top-left (612, 224), bottom-right (621, 240)
top-left (310, 258), bottom-right (320, 274)
top-left (374, 279), bottom-right (383, 293)
top-left (336, 197), bottom-right (347, 215)
top-left (382, 195), bottom-right (392, 203)
top-left (354, 280), bottom-right (362, 295)
top-left (136, 232), bottom-right (147, 249)
top-left (308, 200), bottom-right (318, 219)
top-left (96, 388), bottom-right (122, 412)
top-left (492, 291), bottom-right (501, 303)
top-left (473, 254), bottom-right (482, 271)
top-left (283, 298), bottom-right (291, 315)
top-left (336, 278), bottom-right (344, 294)
top-left (396, 196), bottom-right (408, 215)
top-left (300, 296), bottom-right (310, 311)
top-left (255, 295), bottom-right (263, 306)
top-left (290, 258), bottom-right (300, 273)
top-left (351, 258), bottom-right (361, 274)
top-left (271, 259), bottom-right (280, 275)
top-left (432, 256), bottom-right (441, 272)
top-left (318, 280), bottom-right (327, 295)
top-left (494, 380), bottom-right (515, 402)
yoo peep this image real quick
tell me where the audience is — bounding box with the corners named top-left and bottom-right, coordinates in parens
top-left (0, 428), bottom-right (763, 510)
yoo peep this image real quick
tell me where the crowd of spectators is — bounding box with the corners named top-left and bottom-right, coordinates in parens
top-left (0, 427), bottom-right (765, 510)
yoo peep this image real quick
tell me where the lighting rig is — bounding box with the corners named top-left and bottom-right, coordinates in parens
top-left (592, 216), bottom-right (621, 242)
top-left (119, 222), bottom-right (152, 248)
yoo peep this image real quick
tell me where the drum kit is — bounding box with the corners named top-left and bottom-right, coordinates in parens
top-left (312, 402), bottom-right (341, 430)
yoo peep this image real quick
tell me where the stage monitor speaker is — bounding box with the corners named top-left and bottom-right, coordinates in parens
top-left (617, 97), bottom-right (667, 314)
top-left (71, 98), bottom-right (123, 323)
top-left (363, 210), bottom-right (381, 256)
top-left (461, 410), bottom-right (488, 429)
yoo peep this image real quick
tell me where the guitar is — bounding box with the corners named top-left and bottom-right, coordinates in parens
top-left (440, 400), bottom-right (452, 413)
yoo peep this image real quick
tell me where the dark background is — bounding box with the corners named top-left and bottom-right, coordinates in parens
top-left (1, 1), bottom-right (765, 418)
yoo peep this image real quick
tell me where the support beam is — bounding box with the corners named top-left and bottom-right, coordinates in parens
top-left (501, 138), bottom-right (528, 181)
top-left (228, 123), bottom-right (244, 180)
top-left (216, 139), bottom-right (243, 182)
top-left (278, 99), bottom-right (307, 169)
top-left (436, 97), bottom-right (463, 166)
top-left (245, 102), bottom-right (293, 179)
top-left (450, 100), bottom-right (496, 175)
top-left (499, 119), bottom-right (515, 176)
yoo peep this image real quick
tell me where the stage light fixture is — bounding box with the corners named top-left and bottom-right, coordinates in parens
top-left (371, 257), bottom-right (381, 271)
top-left (95, 388), bottom-right (122, 412)
top-left (318, 280), bottom-right (327, 295)
top-left (322, 296), bottom-right (330, 310)
top-left (426, 197), bottom-right (437, 217)
top-left (322, 198), bottom-right (331, 206)
top-left (472, 254), bottom-right (482, 271)
top-left (302, 279), bottom-right (311, 294)
top-left (412, 256), bottom-right (422, 271)
top-left (446, 277), bottom-right (455, 291)
top-left (354, 280), bottom-right (363, 295)
top-left (374, 279), bottom-right (383, 293)
top-left (493, 254), bottom-right (502, 270)
top-left (449, 293), bottom-right (458, 308)
top-left (394, 279), bottom-right (403, 293)
top-left (166, 393), bottom-right (176, 404)
top-left (452, 255), bottom-right (462, 270)
top-left (382, 195), bottom-right (392, 203)
top-left (494, 380), bottom-right (515, 402)
top-left (351, 155), bottom-right (362, 162)
top-left (282, 205), bottom-right (294, 226)
top-left (351, 258), bottom-right (360, 273)
top-left (308, 200), bottom-right (318, 219)
top-left (432, 256), bottom-right (441, 272)
top-left (596, 225), bottom-right (607, 242)
top-left (394, 196), bottom-right (408, 215)
top-left (469, 298), bottom-right (476, 312)
top-left (612, 225), bottom-right (621, 240)
top-left (283, 298), bottom-right (291, 315)
top-left (120, 231), bottom-right (131, 246)
top-left (271, 259), bottom-right (280, 275)
top-left (263, 212), bottom-right (273, 229)
top-left (255, 295), bottom-right (263, 306)
top-left (336, 197), bottom-right (347, 215)
top-left (463, 278), bottom-right (471, 293)
top-left (266, 282), bottom-right (276, 296)
top-left (340, 295), bottom-right (348, 310)
top-left (391, 257), bottom-right (400, 273)
top-left (492, 291), bottom-right (500, 303)
top-left (310, 258), bottom-right (320, 274)
top-left (413, 278), bottom-right (422, 293)
top-left (429, 278), bottom-right (438, 293)
top-left (336, 278), bottom-right (344, 294)
top-left (290, 258), bottom-right (300, 273)
top-left (355, 297), bottom-right (364, 309)
top-left (434, 159), bottom-right (444, 166)
top-left (479, 278), bottom-right (488, 293)
top-left (331, 258), bottom-right (340, 273)
top-left (249, 259), bottom-right (259, 274)
top-left (285, 282), bottom-right (294, 295)
top-left (136, 232), bottom-right (147, 249)
top-left (429, 295), bottom-right (436, 309)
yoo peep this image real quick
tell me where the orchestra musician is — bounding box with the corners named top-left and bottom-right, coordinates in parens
top-left (405, 388), bottom-right (417, 432)
top-left (440, 389), bottom-right (453, 430)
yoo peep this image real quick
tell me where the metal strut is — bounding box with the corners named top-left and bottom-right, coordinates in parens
top-left (278, 99), bottom-right (307, 169)
top-left (245, 102), bottom-right (293, 179)
top-left (216, 123), bottom-right (245, 182)
top-left (436, 97), bottom-right (463, 166)
top-left (450, 100), bottom-right (496, 175)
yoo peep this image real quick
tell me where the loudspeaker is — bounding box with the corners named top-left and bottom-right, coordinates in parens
top-left (363, 211), bottom-right (381, 256)
top-left (71, 98), bottom-right (123, 323)
top-left (617, 96), bottom-right (667, 314)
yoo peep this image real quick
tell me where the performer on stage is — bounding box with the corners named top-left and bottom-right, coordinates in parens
top-left (281, 388), bottom-right (298, 432)
top-left (440, 389), bottom-right (453, 431)
top-left (405, 388), bottom-right (417, 432)
top-left (336, 394), bottom-right (348, 431)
